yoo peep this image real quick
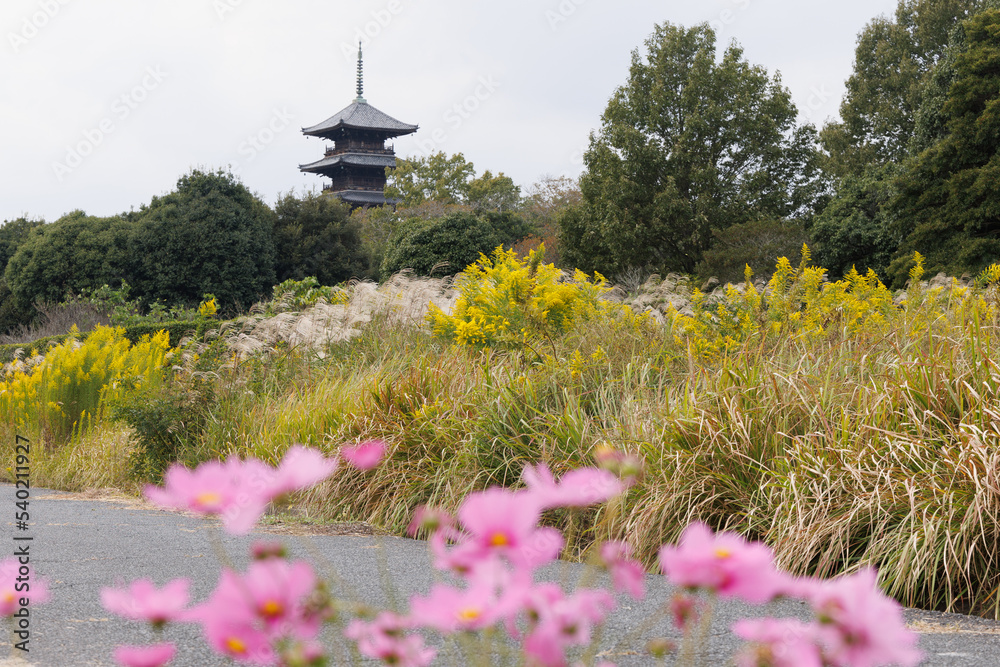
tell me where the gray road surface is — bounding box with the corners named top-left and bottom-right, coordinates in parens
top-left (1, 485), bottom-right (999, 666)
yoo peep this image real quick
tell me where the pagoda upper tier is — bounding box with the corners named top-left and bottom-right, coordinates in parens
top-left (299, 45), bottom-right (417, 207)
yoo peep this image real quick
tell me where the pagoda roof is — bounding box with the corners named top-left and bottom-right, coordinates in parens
top-left (329, 189), bottom-right (400, 206)
top-left (299, 152), bottom-right (397, 174)
top-left (303, 100), bottom-right (418, 138)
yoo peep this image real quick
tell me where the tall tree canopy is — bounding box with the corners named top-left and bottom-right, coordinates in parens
top-left (821, 0), bottom-right (986, 178)
top-left (890, 8), bottom-right (1000, 282)
top-left (560, 21), bottom-right (822, 276)
top-left (384, 152), bottom-right (520, 212)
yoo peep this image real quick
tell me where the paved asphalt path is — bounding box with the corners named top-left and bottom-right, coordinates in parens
top-left (1, 485), bottom-right (1000, 666)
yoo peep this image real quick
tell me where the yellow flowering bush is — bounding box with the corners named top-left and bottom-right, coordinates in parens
top-left (668, 249), bottom-right (976, 358)
top-left (428, 245), bottom-right (639, 349)
top-left (0, 325), bottom-right (171, 439)
top-left (198, 295), bottom-right (218, 318)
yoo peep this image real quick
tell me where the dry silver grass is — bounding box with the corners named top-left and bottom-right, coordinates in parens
top-left (228, 272), bottom-right (458, 355)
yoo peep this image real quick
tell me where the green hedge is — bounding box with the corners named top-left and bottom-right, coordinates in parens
top-left (0, 334), bottom-right (73, 365)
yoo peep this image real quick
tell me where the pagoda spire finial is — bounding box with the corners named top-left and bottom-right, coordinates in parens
top-left (356, 42), bottom-right (365, 102)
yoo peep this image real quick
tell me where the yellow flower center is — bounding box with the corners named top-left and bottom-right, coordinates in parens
top-left (225, 637), bottom-right (247, 655)
top-left (714, 548), bottom-right (732, 559)
top-left (2, 591), bottom-right (14, 604)
top-left (195, 491), bottom-right (222, 507)
top-left (489, 532), bottom-right (509, 547)
top-left (457, 607), bottom-right (481, 622)
top-left (260, 600), bottom-right (284, 619)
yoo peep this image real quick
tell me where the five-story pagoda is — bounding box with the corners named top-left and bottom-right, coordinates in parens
top-left (299, 45), bottom-right (418, 207)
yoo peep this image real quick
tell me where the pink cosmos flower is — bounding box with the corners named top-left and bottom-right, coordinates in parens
top-left (669, 593), bottom-right (700, 631)
top-left (409, 582), bottom-right (504, 633)
top-left (101, 578), bottom-right (190, 626)
top-left (199, 614), bottom-right (274, 665)
top-left (195, 560), bottom-right (320, 637)
top-left (341, 439), bottom-right (387, 470)
top-left (112, 642), bottom-right (176, 667)
top-left (407, 505), bottom-right (454, 537)
top-left (455, 488), bottom-right (545, 563)
top-left (345, 616), bottom-right (435, 667)
top-left (269, 444), bottom-right (338, 496)
top-left (658, 522), bottom-right (788, 604)
top-left (733, 618), bottom-right (822, 667)
top-left (0, 557), bottom-right (49, 617)
top-left (522, 586), bottom-right (615, 666)
top-left (145, 458), bottom-right (273, 535)
top-left (522, 463), bottom-right (625, 508)
top-left (600, 541), bottom-right (646, 599)
top-left (805, 568), bottom-right (922, 667)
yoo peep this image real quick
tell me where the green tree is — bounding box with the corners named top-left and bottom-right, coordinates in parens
top-left (466, 171), bottom-right (521, 213)
top-left (890, 8), bottom-right (1000, 283)
top-left (811, 164), bottom-right (901, 279)
top-left (562, 21), bottom-right (822, 276)
top-left (0, 217), bottom-right (46, 271)
top-left (0, 216), bottom-right (47, 334)
top-left (821, 0), bottom-right (986, 178)
top-left (384, 151), bottom-right (522, 213)
top-left (273, 191), bottom-right (366, 285)
top-left (4, 211), bottom-right (134, 314)
top-left (130, 169), bottom-right (276, 312)
top-left (384, 152), bottom-right (477, 207)
top-left (380, 211), bottom-right (531, 279)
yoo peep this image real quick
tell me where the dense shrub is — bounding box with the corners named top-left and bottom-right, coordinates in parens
top-left (129, 170), bottom-right (276, 313)
top-left (273, 191), bottom-right (366, 285)
top-left (695, 219), bottom-right (811, 283)
top-left (381, 211), bottom-right (532, 280)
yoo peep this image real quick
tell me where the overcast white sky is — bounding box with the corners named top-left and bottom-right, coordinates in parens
top-left (0, 0), bottom-right (899, 223)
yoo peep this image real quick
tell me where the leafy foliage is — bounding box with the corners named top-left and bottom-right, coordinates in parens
top-left (273, 191), bottom-right (366, 285)
top-left (129, 169), bottom-right (277, 314)
top-left (820, 0), bottom-right (987, 177)
top-left (385, 151), bottom-right (521, 213)
top-left (4, 211), bottom-right (134, 316)
top-left (267, 276), bottom-right (348, 314)
top-left (384, 152), bottom-right (477, 207)
top-left (890, 8), bottom-right (1000, 284)
top-left (563, 21), bottom-right (823, 276)
top-left (812, 164), bottom-right (901, 280)
top-left (380, 211), bottom-right (532, 279)
top-left (695, 219), bottom-right (810, 284)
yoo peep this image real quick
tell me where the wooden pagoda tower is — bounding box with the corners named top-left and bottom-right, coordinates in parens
top-left (299, 45), bottom-right (418, 207)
